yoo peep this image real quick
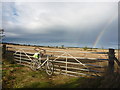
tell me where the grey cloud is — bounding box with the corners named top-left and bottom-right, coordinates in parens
top-left (2, 2), bottom-right (118, 48)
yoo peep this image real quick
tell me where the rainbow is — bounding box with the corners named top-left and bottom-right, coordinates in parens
top-left (93, 14), bottom-right (117, 48)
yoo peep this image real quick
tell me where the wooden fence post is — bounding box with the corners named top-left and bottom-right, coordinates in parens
top-left (108, 48), bottom-right (115, 73)
top-left (20, 51), bottom-right (21, 64)
top-left (66, 53), bottom-right (68, 75)
top-left (2, 44), bottom-right (6, 58)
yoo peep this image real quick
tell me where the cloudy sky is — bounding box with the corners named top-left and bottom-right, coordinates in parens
top-left (1, 1), bottom-right (118, 48)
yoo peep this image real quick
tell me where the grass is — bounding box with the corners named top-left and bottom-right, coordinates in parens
top-left (2, 59), bottom-right (73, 88)
top-left (2, 60), bottom-right (105, 88)
top-left (2, 50), bottom-right (120, 88)
top-left (2, 60), bottom-right (95, 88)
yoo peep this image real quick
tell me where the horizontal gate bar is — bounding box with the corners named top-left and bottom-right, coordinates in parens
top-left (15, 59), bottom-right (31, 64)
top-left (54, 68), bottom-right (97, 77)
top-left (54, 65), bottom-right (104, 73)
top-left (50, 60), bottom-right (104, 68)
top-left (15, 53), bottom-right (108, 61)
top-left (14, 56), bottom-right (32, 61)
top-left (54, 55), bottom-right (108, 61)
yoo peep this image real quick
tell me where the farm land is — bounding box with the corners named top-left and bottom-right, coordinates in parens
top-left (1, 43), bottom-right (120, 88)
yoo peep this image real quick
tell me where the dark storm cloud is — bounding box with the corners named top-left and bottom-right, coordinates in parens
top-left (1, 2), bottom-right (118, 48)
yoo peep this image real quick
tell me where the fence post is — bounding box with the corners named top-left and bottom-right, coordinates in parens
top-left (20, 51), bottom-right (21, 64)
top-left (2, 44), bottom-right (6, 58)
top-left (108, 48), bottom-right (115, 74)
top-left (66, 53), bottom-right (68, 75)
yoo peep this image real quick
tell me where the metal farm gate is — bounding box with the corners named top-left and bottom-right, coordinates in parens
top-left (13, 47), bottom-right (119, 77)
